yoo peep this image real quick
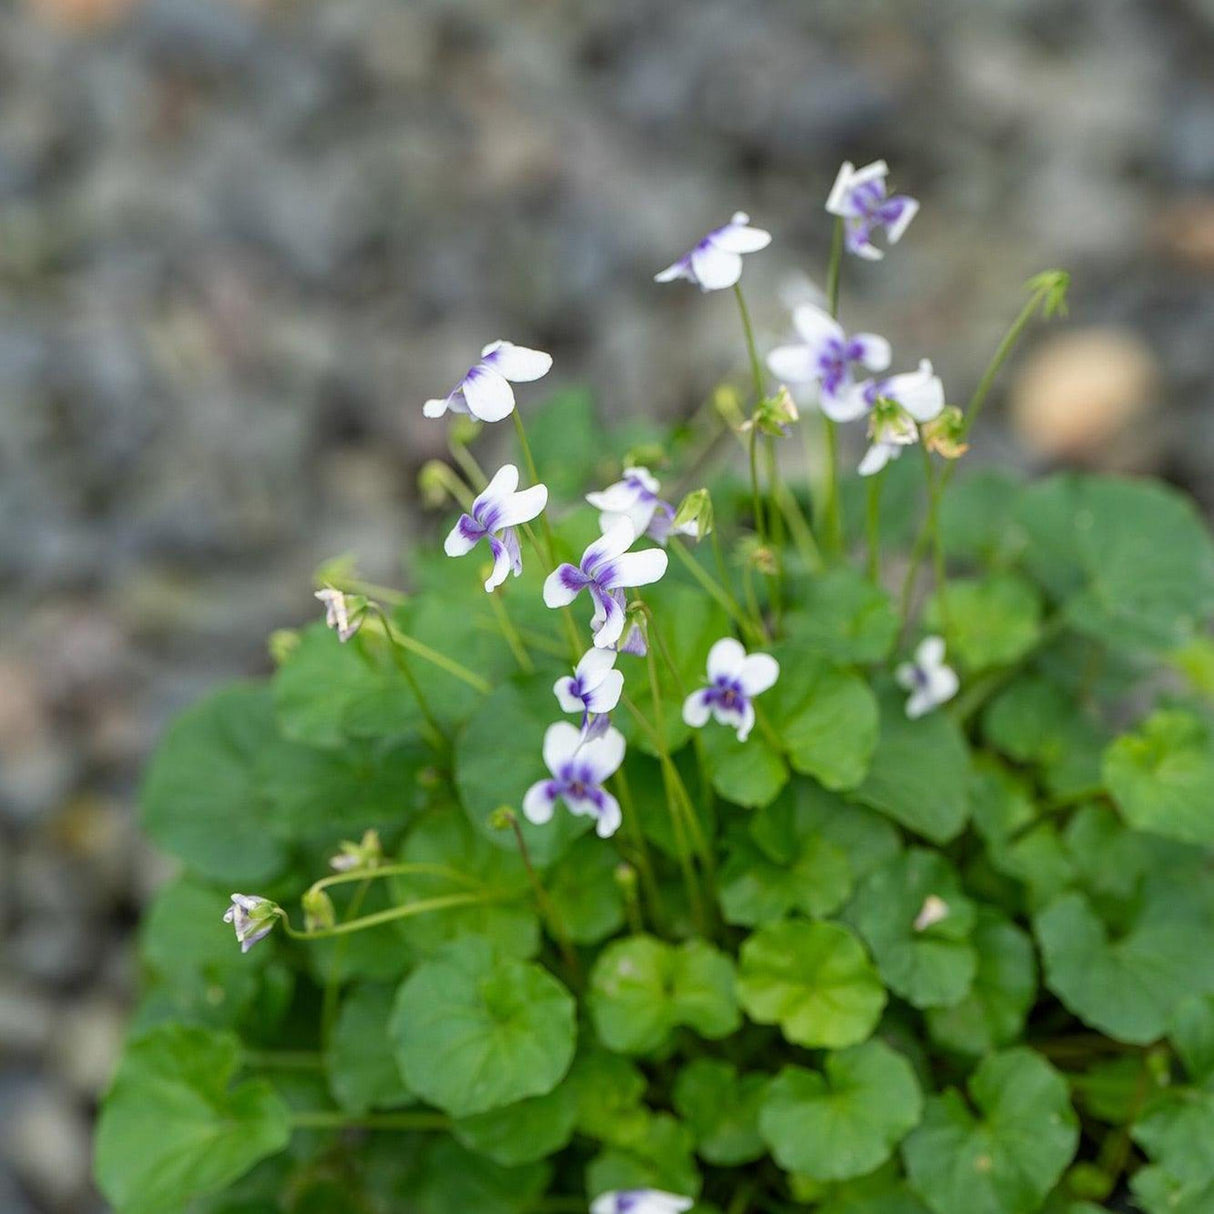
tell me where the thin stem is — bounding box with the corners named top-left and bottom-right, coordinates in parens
top-left (821, 217), bottom-right (846, 556)
top-left (320, 576), bottom-right (407, 606)
top-left (448, 437), bottom-right (488, 491)
top-left (865, 469), bottom-right (883, 583)
top-left (748, 423), bottom-right (766, 549)
top-left (290, 1110), bottom-right (450, 1132)
top-left (367, 606), bottom-right (491, 694)
top-left (765, 435), bottom-right (787, 620)
top-left (733, 283), bottom-right (767, 403)
top-left (366, 606), bottom-right (447, 747)
top-left (308, 862), bottom-right (482, 898)
top-left (278, 892), bottom-right (500, 941)
top-left (669, 538), bottom-right (764, 645)
top-left (488, 592), bottom-right (535, 674)
top-left (613, 765), bottom-right (665, 930)
top-left (920, 444), bottom-right (950, 644)
top-left (321, 877), bottom-right (370, 1040)
top-left (774, 479), bottom-right (823, 573)
top-left (508, 816), bottom-right (579, 978)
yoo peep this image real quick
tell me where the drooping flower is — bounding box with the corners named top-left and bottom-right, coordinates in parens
top-left (523, 721), bottom-right (626, 838)
top-left (913, 894), bottom-right (950, 932)
top-left (826, 160), bottom-right (919, 260)
top-left (223, 894), bottom-right (278, 954)
top-left (444, 464), bottom-right (548, 592)
top-left (844, 359), bottom-right (946, 476)
top-left (543, 519), bottom-right (668, 649)
top-left (654, 212), bottom-right (772, 292)
top-left (587, 467), bottom-right (696, 547)
top-left (555, 647), bottom-right (625, 736)
top-left (767, 304), bottom-right (891, 418)
top-left (896, 636), bottom-right (959, 719)
top-left (591, 1191), bottom-right (695, 1214)
top-left (315, 587), bottom-right (363, 643)
top-left (423, 341), bottom-right (553, 423)
top-left (682, 637), bottom-right (780, 742)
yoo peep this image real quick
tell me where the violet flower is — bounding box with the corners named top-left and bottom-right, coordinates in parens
top-left (843, 359), bottom-right (945, 477)
top-left (444, 464), bottom-right (548, 592)
top-left (591, 1192), bottom-right (695, 1214)
top-left (555, 647), bottom-right (624, 738)
top-left (523, 721), bottom-right (626, 838)
top-left (654, 212), bottom-right (771, 292)
top-left (543, 519), bottom-right (668, 649)
top-left (586, 467), bottom-right (697, 547)
top-left (896, 636), bottom-right (959, 719)
top-left (223, 894), bottom-right (278, 954)
top-left (767, 304), bottom-right (891, 419)
top-left (315, 587), bottom-right (362, 643)
top-left (826, 160), bottom-right (919, 261)
top-left (423, 340), bottom-right (552, 423)
top-left (682, 637), bottom-right (779, 742)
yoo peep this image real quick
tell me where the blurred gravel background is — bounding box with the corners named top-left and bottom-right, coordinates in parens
top-left (0, 0), bottom-right (1211, 1208)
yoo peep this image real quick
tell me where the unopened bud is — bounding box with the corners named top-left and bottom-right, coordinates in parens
top-left (268, 629), bottom-right (300, 666)
top-left (329, 829), bottom-right (382, 873)
top-left (614, 863), bottom-right (638, 892)
top-left (489, 806), bottom-right (518, 832)
top-left (922, 406), bottom-right (969, 460)
top-left (713, 383), bottom-right (746, 430)
top-left (673, 489), bottom-right (713, 541)
top-left (749, 386), bottom-right (801, 437)
top-left (302, 888), bottom-right (336, 932)
top-left (623, 443), bottom-right (667, 471)
top-left (419, 460), bottom-right (454, 509)
top-left (1027, 268), bottom-right (1071, 320)
top-left (449, 415), bottom-right (482, 448)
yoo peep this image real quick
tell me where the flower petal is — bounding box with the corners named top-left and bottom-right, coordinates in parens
top-left (689, 242), bottom-right (744, 291)
top-left (792, 304), bottom-right (845, 352)
top-left (706, 637), bottom-right (747, 681)
top-left (822, 383), bottom-right (872, 423)
top-left (602, 548), bottom-right (669, 591)
top-left (423, 395), bottom-right (452, 418)
top-left (682, 688), bottom-right (713, 728)
top-left (917, 635), bottom-right (947, 669)
top-left (484, 535), bottom-right (516, 592)
top-left (767, 344), bottom-right (818, 384)
top-left (858, 442), bottom-right (898, 477)
top-left (890, 361), bottom-right (945, 422)
top-left (580, 726), bottom-right (626, 783)
top-left (522, 780), bottom-right (558, 825)
top-left (584, 668), bottom-right (624, 714)
top-left (586, 479), bottom-right (646, 513)
top-left (582, 518), bottom-right (638, 572)
top-left (927, 664), bottom-right (960, 707)
top-left (710, 699), bottom-right (753, 741)
top-left (711, 219), bottom-right (772, 254)
top-left (493, 483), bottom-right (548, 529)
top-left (851, 333), bottom-right (892, 372)
top-left (473, 464), bottom-right (520, 517)
top-left (881, 195), bottom-right (919, 244)
top-left (553, 676), bottom-right (586, 715)
top-left (544, 564), bottom-right (588, 608)
top-left (575, 645), bottom-right (619, 686)
top-left (590, 586), bottom-right (627, 649)
top-left (592, 789), bottom-right (623, 837)
top-left (655, 257), bottom-right (693, 284)
top-left (444, 514), bottom-right (484, 557)
top-left (480, 341), bottom-right (553, 383)
top-left (542, 721), bottom-right (583, 773)
top-left (461, 365), bottom-right (517, 422)
top-left (738, 653), bottom-right (780, 697)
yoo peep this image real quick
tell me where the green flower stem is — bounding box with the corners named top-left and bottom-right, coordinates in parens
top-left (319, 575), bottom-right (407, 606)
top-left (747, 423), bottom-right (766, 548)
top-left (733, 284), bottom-right (770, 553)
top-left (670, 537), bottom-right (766, 646)
top-left (773, 478), bottom-right (824, 573)
top-left (448, 435), bottom-right (488, 491)
top-left (753, 704), bottom-right (784, 754)
top-left (307, 862), bottom-right (483, 899)
top-left (613, 764), bottom-right (665, 931)
top-left (321, 876), bottom-right (371, 1041)
top-left (430, 462), bottom-right (477, 512)
top-left (865, 468), bottom-right (884, 583)
top-left (289, 1110), bottom-right (450, 1132)
top-left (506, 813), bottom-right (579, 980)
top-left (488, 591), bottom-right (535, 674)
top-left (920, 444), bottom-right (950, 643)
top-left (765, 435), bottom-right (788, 621)
top-left (741, 560), bottom-right (764, 637)
top-left (365, 606), bottom-right (448, 748)
top-left (820, 217), bottom-right (847, 557)
top-left (366, 605), bottom-right (491, 694)
top-left (277, 892), bottom-right (502, 941)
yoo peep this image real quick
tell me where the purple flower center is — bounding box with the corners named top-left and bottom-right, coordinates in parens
top-left (705, 676), bottom-right (747, 711)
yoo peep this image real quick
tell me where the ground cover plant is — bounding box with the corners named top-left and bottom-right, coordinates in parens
top-left (95, 161), bottom-right (1214, 1214)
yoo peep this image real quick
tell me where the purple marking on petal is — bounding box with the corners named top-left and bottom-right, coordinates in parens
top-left (458, 515), bottom-right (487, 544)
top-left (500, 528), bottom-right (523, 576)
top-left (559, 565), bottom-right (590, 593)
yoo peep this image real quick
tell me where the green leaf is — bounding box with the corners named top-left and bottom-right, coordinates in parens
top-left (737, 919), bottom-right (886, 1049)
top-left (672, 1059), bottom-right (768, 1166)
top-left (798, 1163), bottom-right (932, 1214)
top-left (456, 676), bottom-right (592, 867)
top-left (94, 1025), bottom-right (291, 1214)
top-left (766, 653), bottom-right (879, 791)
top-left (849, 849), bottom-right (977, 1010)
top-left (706, 731), bottom-right (789, 808)
top-left (1133, 1082), bottom-right (1214, 1194)
top-left (391, 808), bottom-right (538, 960)
top-left (407, 1138), bottom-right (550, 1214)
top-left (784, 568), bottom-right (899, 663)
top-left (588, 935), bottom-right (740, 1054)
top-left (327, 984), bottom-right (412, 1115)
top-left (1171, 995), bottom-right (1214, 1083)
top-left (140, 685), bottom-right (287, 884)
top-left (1104, 710), bottom-right (1214, 846)
top-left (1034, 891), bottom-right (1214, 1044)
top-left (273, 623), bottom-right (418, 749)
top-left (928, 573), bottom-right (1043, 672)
top-left (760, 1041), bottom-right (923, 1181)
top-left (926, 909), bottom-right (1037, 1056)
top-left (1015, 473), bottom-right (1214, 653)
top-left (568, 1049), bottom-right (648, 1143)
top-left (453, 1079), bottom-right (578, 1166)
top-left (544, 833), bottom-right (626, 945)
top-left (1133, 1166), bottom-right (1214, 1214)
top-left (585, 1112), bottom-right (699, 1201)
top-left (902, 1048), bottom-right (1079, 1214)
top-left (391, 938), bottom-right (576, 1117)
top-left (854, 689), bottom-right (970, 843)
top-left (940, 469), bottom-right (1026, 566)
top-left (1071, 1054), bottom-right (1162, 1125)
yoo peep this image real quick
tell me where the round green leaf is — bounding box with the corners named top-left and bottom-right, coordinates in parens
top-left (588, 935), bottom-right (740, 1055)
top-left (1132, 1083), bottom-right (1214, 1193)
top-left (391, 938), bottom-right (576, 1117)
top-left (327, 984), bottom-right (413, 1115)
top-left (95, 1025), bottom-right (291, 1214)
top-left (902, 1048), bottom-right (1079, 1214)
top-left (585, 1111), bottom-right (700, 1201)
top-left (707, 731), bottom-right (789, 808)
top-left (849, 849), bottom-right (977, 1009)
top-left (718, 827), bottom-right (851, 927)
top-left (784, 568), bottom-right (899, 663)
top-left (767, 654), bottom-right (879, 791)
top-left (1104, 710), bottom-right (1214, 846)
top-left (760, 1042), bottom-right (923, 1181)
top-left (672, 1059), bottom-right (768, 1166)
top-left (854, 689), bottom-right (970, 843)
top-left (737, 919), bottom-right (886, 1049)
top-left (544, 833), bottom-right (626, 946)
top-left (405, 1138), bottom-right (551, 1214)
top-left (928, 573), bottom-right (1042, 672)
top-left (453, 1079), bottom-right (578, 1166)
top-left (926, 909), bottom-right (1037, 1056)
top-left (140, 685), bottom-right (287, 884)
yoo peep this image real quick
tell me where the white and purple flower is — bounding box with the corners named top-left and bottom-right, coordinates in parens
top-left (523, 721), bottom-right (626, 838)
top-left (654, 212), bottom-right (772, 292)
top-left (423, 341), bottom-right (553, 423)
top-left (766, 304), bottom-right (891, 418)
top-left (682, 637), bottom-right (780, 743)
top-left (590, 1193), bottom-right (694, 1214)
top-left (826, 160), bottom-right (919, 261)
top-left (896, 636), bottom-right (959, 719)
top-left (316, 587), bottom-right (362, 643)
top-left (223, 894), bottom-right (277, 954)
top-left (444, 464), bottom-right (548, 592)
top-left (844, 359), bottom-right (946, 477)
top-left (543, 519), bottom-right (668, 649)
top-left (555, 647), bottom-right (625, 738)
top-left (586, 467), bottom-right (697, 547)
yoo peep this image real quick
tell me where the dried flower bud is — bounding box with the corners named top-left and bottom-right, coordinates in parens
top-left (748, 386), bottom-right (801, 437)
top-left (329, 829), bottom-right (382, 873)
top-left (922, 406), bottom-right (969, 460)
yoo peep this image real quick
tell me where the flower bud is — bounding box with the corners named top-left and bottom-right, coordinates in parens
top-left (268, 629), bottom-right (300, 665)
top-left (713, 383), bottom-right (746, 430)
top-left (623, 443), bottom-right (667, 472)
top-left (489, 806), bottom-right (518, 832)
top-left (1027, 268), bottom-right (1071, 319)
top-left (449, 415), bottom-right (483, 449)
top-left (302, 888), bottom-right (336, 932)
top-left (749, 386), bottom-right (801, 437)
top-left (315, 587), bottom-right (366, 643)
top-left (419, 460), bottom-right (454, 508)
top-left (613, 863), bottom-right (638, 892)
top-left (913, 894), bottom-right (950, 932)
top-left (673, 489), bottom-right (713, 541)
top-left (223, 894), bottom-right (279, 954)
top-left (329, 829), bottom-right (382, 873)
top-left (922, 406), bottom-right (969, 460)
